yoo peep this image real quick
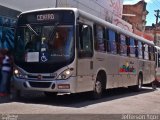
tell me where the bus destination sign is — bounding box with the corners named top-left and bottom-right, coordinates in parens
top-left (37, 14), bottom-right (54, 21)
top-left (18, 10), bottom-right (74, 25)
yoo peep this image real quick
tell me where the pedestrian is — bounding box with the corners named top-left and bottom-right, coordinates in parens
top-left (0, 49), bottom-right (12, 97)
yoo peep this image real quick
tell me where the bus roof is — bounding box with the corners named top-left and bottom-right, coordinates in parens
top-left (155, 46), bottom-right (160, 50)
top-left (20, 7), bottom-right (154, 46)
top-left (20, 8), bottom-right (78, 15)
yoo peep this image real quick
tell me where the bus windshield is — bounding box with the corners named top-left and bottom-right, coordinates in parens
top-left (14, 23), bottom-right (74, 73)
top-left (15, 24), bottom-right (74, 63)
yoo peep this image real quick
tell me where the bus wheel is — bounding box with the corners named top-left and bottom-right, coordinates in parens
top-left (137, 74), bottom-right (143, 91)
top-left (129, 74), bottom-right (143, 92)
top-left (134, 74), bottom-right (143, 92)
top-left (91, 76), bottom-right (103, 99)
top-left (152, 81), bottom-right (157, 90)
top-left (44, 92), bottom-right (57, 98)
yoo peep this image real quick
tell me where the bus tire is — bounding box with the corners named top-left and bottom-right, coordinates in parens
top-left (91, 75), bottom-right (103, 99)
top-left (152, 81), bottom-right (157, 90)
top-left (134, 74), bottom-right (143, 92)
top-left (137, 74), bottom-right (143, 91)
top-left (44, 92), bottom-right (57, 98)
top-left (129, 74), bottom-right (143, 92)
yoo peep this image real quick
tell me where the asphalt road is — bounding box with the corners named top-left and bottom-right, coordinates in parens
top-left (0, 87), bottom-right (160, 120)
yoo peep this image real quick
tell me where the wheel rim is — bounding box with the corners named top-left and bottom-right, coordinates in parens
top-left (95, 81), bottom-right (102, 94)
top-left (138, 77), bottom-right (142, 89)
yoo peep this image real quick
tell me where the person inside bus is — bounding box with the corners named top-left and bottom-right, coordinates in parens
top-left (25, 34), bottom-right (41, 52)
top-left (48, 28), bottom-right (67, 55)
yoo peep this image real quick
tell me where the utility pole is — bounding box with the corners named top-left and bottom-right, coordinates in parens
top-left (55, 0), bottom-right (58, 8)
top-left (155, 9), bottom-right (160, 25)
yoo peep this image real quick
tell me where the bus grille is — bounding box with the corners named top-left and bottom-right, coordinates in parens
top-left (28, 75), bottom-right (55, 80)
top-left (29, 81), bottom-right (52, 88)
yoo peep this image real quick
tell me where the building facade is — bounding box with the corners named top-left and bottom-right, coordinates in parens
top-left (0, 0), bottom-right (133, 32)
top-left (122, 0), bottom-right (154, 41)
top-left (145, 26), bottom-right (160, 46)
top-left (123, 0), bottom-right (148, 31)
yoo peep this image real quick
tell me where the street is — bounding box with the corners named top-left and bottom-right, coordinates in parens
top-left (0, 87), bottom-right (160, 114)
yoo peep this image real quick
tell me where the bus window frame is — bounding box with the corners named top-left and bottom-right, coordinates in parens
top-left (107, 29), bottom-right (117, 54)
top-left (119, 34), bottom-right (127, 56)
top-left (94, 24), bottom-right (106, 52)
top-left (77, 22), bottom-right (93, 58)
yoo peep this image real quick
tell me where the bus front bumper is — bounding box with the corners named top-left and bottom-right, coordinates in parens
top-left (13, 77), bottom-right (76, 93)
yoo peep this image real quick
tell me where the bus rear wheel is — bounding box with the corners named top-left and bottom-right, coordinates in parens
top-left (136, 74), bottom-right (143, 91)
top-left (129, 74), bottom-right (143, 92)
top-left (91, 75), bottom-right (103, 99)
top-left (130, 74), bottom-right (143, 92)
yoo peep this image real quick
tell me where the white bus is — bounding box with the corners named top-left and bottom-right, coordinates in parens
top-left (13, 8), bottom-right (156, 99)
top-left (155, 46), bottom-right (160, 83)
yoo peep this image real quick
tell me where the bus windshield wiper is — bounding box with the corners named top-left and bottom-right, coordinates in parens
top-left (26, 24), bottom-right (39, 36)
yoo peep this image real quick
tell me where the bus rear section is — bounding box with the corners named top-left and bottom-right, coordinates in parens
top-left (155, 46), bottom-right (160, 85)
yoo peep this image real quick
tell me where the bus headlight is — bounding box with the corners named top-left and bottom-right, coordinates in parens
top-left (14, 69), bottom-right (26, 79)
top-left (57, 69), bottom-right (73, 80)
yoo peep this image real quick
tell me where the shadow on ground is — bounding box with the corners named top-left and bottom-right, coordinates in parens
top-left (0, 87), bottom-right (156, 108)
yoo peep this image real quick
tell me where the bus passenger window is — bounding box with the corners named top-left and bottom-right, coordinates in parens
top-left (138, 41), bottom-right (143, 59)
top-left (135, 40), bottom-right (138, 57)
top-left (126, 37), bottom-right (130, 56)
top-left (120, 34), bottom-right (127, 56)
top-left (129, 38), bottom-right (135, 57)
top-left (108, 29), bottom-right (117, 54)
top-left (94, 24), bottom-right (106, 52)
top-left (78, 23), bottom-right (93, 58)
top-left (144, 44), bottom-right (149, 60)
top-left (149, 46), bottom-right (155, 61)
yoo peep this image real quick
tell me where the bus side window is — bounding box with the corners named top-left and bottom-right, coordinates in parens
top-left (158, 53), bottom-right (160, 67)
top-left (94, 24), bottom-right (106, 52)
top-left (120, 34), bottom-right (127, 56)
top-left (150, 46), bottom-right (155, 61)
top-left (142, 43), bottom-right (145, 59)
top-left (138, 41), bottom-right (143, 59)
top-left (126, 37), bottom-right (130, 56)
top-left (130, 38), bottom-right (135, 57)
top-left (105, 28), bottom-right (109, 52)
top-left (135, 40), bottom-right (138, 57)
top-left (144, 44), bottom-right (149, 60)
top-left (108, 29), bottom-right (117, 54)
top-left (78, 23), bottom-right (93, 58)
